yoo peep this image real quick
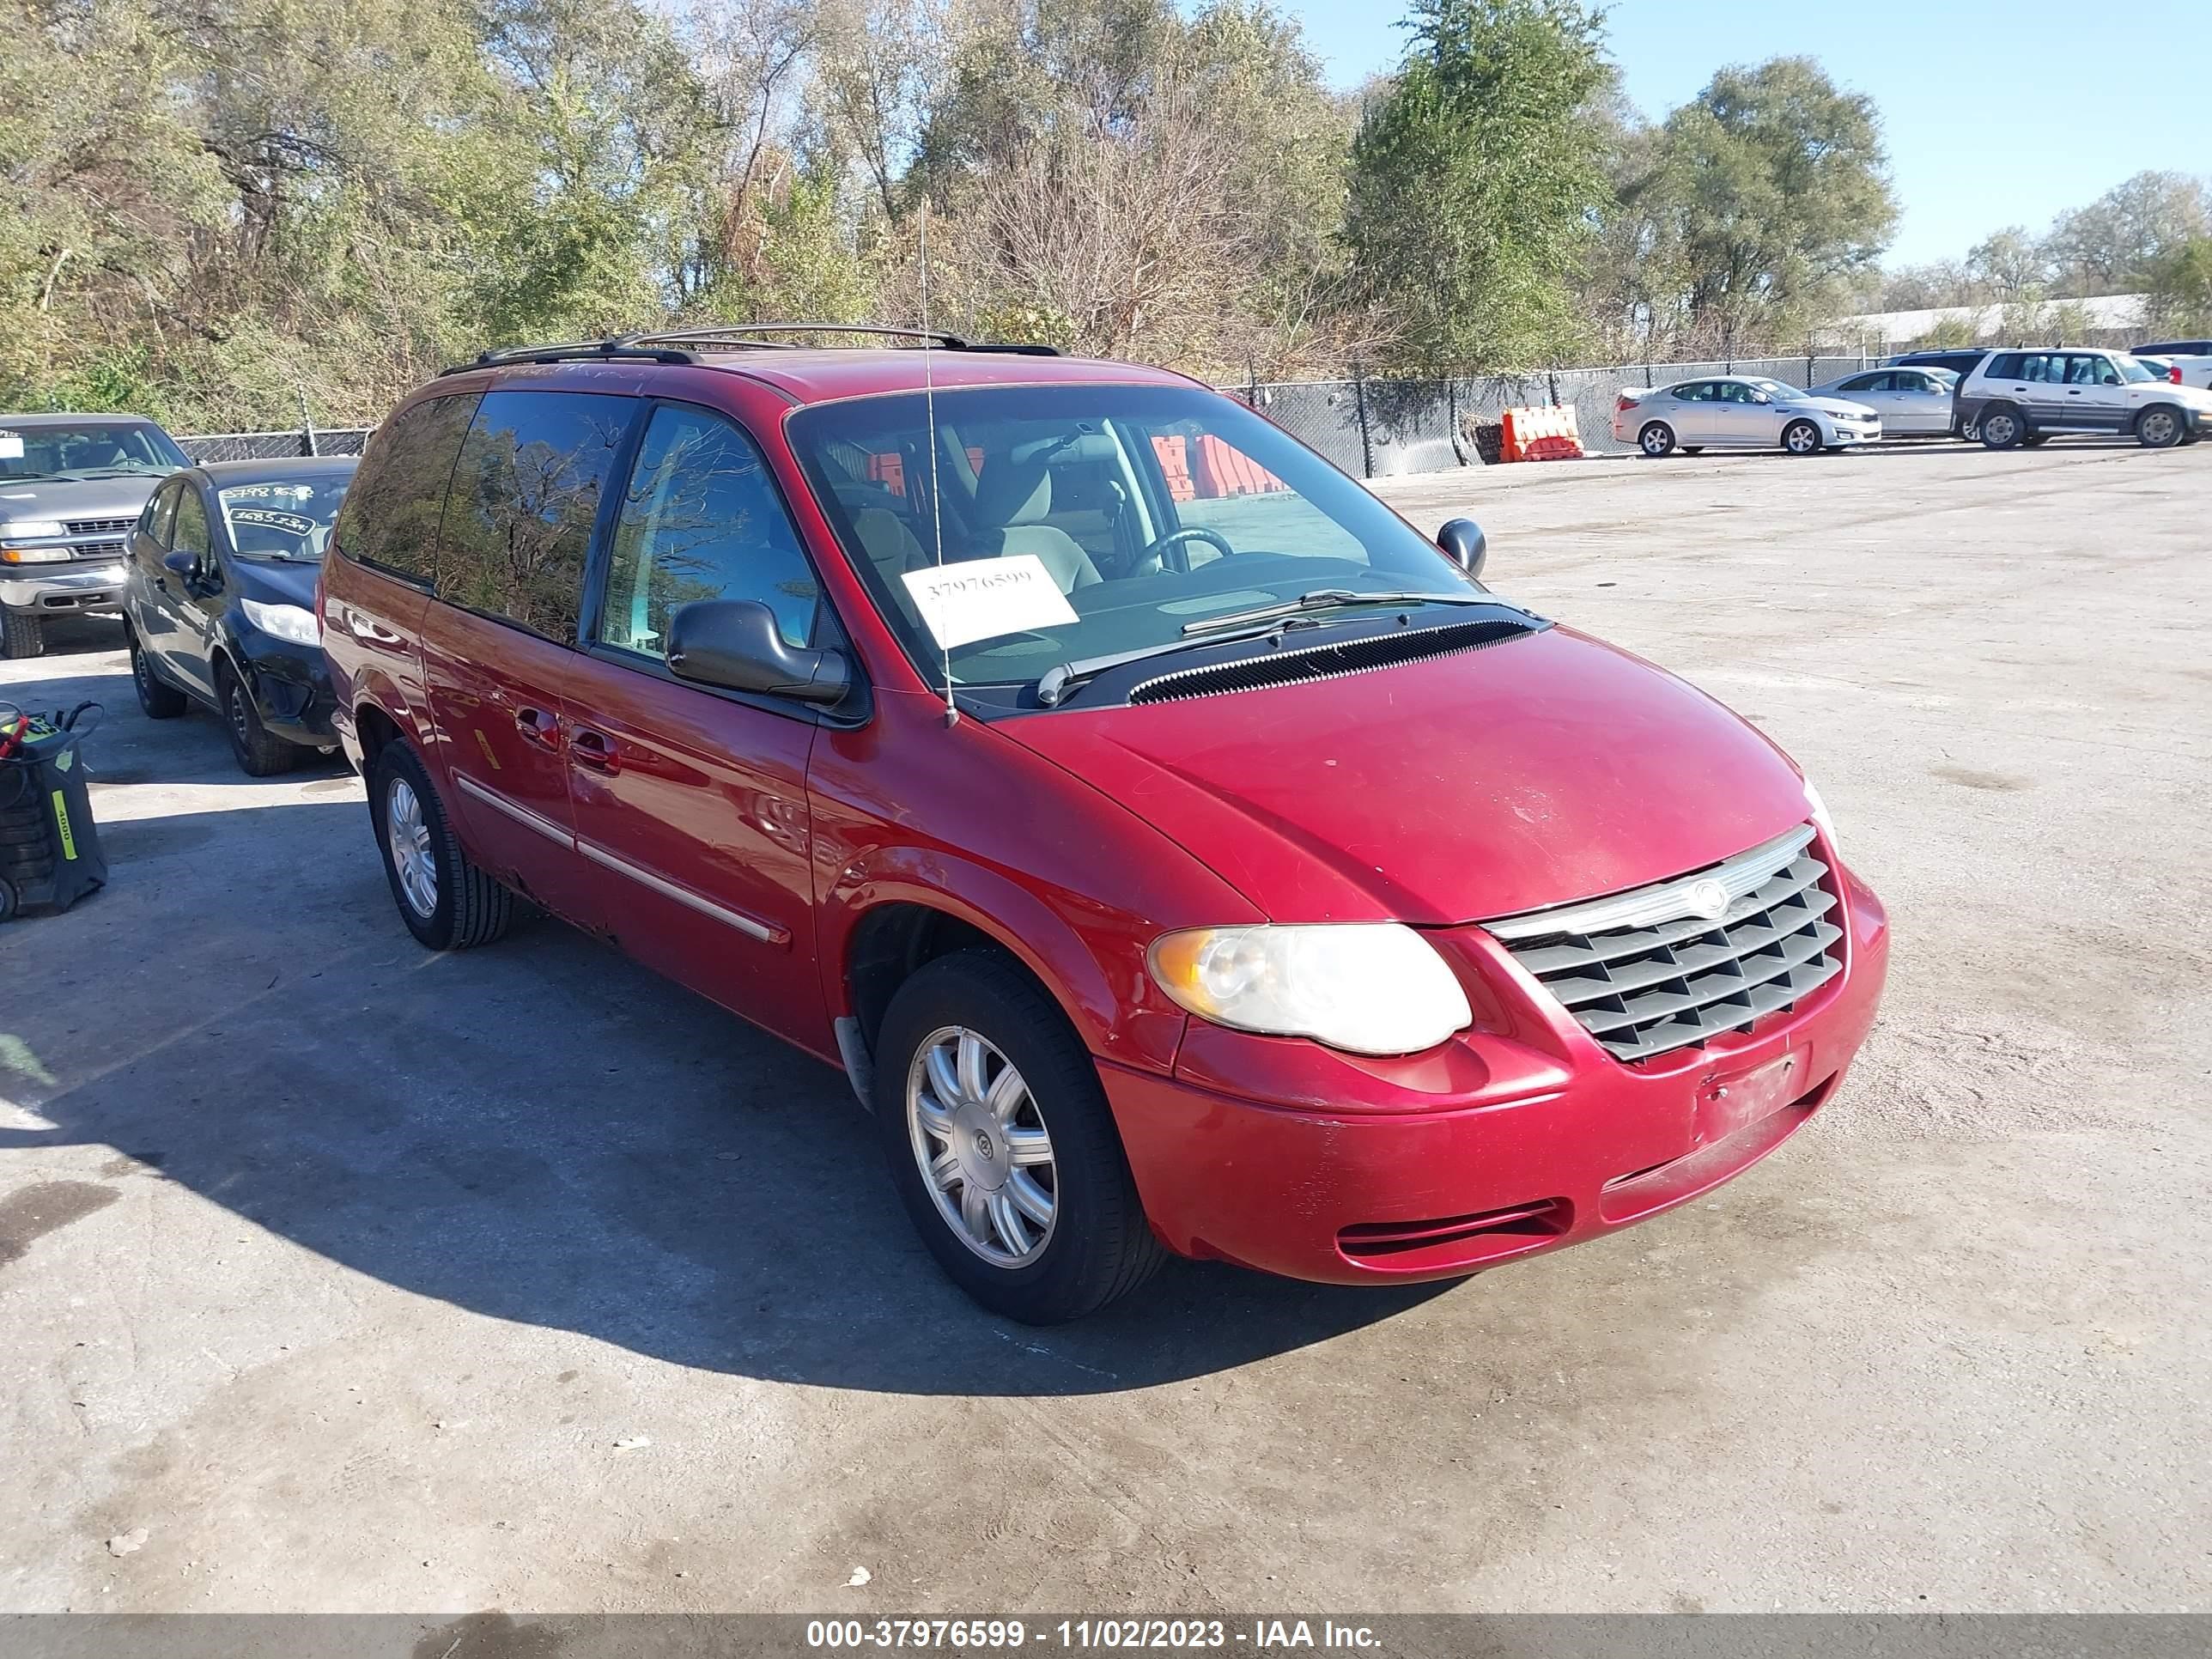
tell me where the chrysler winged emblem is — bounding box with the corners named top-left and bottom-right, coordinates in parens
top-left (1685, 878), bottom-right (1730, 921)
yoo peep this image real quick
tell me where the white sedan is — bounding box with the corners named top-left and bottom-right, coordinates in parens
top-left (1613, 376), bottom-right (1882, 458)
top-left (1806, 367), bottom-right (1960, 435)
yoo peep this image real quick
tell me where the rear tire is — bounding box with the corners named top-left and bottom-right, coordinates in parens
top-left (1638, 422), bottom-right (1677, 458)
top-left (873, 950), bottom-right (1165, 1324)
top-left (130, 629), bottom-right (187, 719)
top-left (218, 662), bottom-right (300, 776)
top-left (2136, 405), bottom-right (2185, 448)
top-left (2, 607), bottom-right (43, 660)
top-left (1979, 405), bottom-right (2026, 449)
top-left (1782, 419), bottom-right (1824, 456)
top-left (368, 742), bottom-right (514, 951)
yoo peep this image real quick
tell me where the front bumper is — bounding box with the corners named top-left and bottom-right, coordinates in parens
top-left (0, 562), bottom-right (127, 613)
top-left (235, 631), bottom-right (337, 744)
top-left (1826, 421), bottom-right (1881, 445)
top-left (1107, 855), bottom-right (1890, 1285)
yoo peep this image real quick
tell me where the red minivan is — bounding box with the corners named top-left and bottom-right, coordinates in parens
top-left (319, 329), bottom-right (1889, 1322)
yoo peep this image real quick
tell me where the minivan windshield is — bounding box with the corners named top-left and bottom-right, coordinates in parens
top-left (0, 421), bottom-right (189, 481)
top-left (217, 474), bottom-right (352, 561)
top-left (787, 384), bottom-right (1484, 696)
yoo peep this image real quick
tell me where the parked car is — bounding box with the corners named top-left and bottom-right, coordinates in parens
top-left (1613, 376), bottom-right (1881, 457)
top-left (321, 328), bottom-right (1891, 1323)
top-left (125, 457), bottom-right (355, 774)
top-left (1884, 350), bottom-right (1995, 440)
top-left (0, 412), bottom-right (190, 659)
top-left (1956, 348), bottom-right (2212, 448)
top-left (1805, 367), bottom-right (1959, 436)
top-left (2132, 338), bottom-right (2212, 359)
top-left (2134, 353), bottom-right (2212, 390)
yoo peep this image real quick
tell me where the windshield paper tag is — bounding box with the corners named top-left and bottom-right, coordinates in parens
top-left (902, 555), bottom-right (1078, 650)
top-left (0, 434), bottom-right (21, 459)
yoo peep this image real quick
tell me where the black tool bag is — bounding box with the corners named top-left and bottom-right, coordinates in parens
top-left (0, 709), bottom-right (106, 921)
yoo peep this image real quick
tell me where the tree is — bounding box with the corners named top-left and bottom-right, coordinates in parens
top-left (1344, 0), bottom-right (1610, 370)
top-left (2143, 236), bottom-right (2212, 336)
top-left (2043, 171), bottom-right (2211, 295)
top-left (1966, 226), bottom-right (2046, 301)
top-left (1647, 57), bottom-right (1897, 353)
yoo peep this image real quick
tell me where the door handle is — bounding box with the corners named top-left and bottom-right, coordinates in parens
top-left (514, 707), bottom-right (562, 750)
top-left (568, 727), bottom-right (620, 773)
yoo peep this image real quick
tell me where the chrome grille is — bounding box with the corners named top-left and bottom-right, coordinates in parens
top-left (64, 517), bottom-right (135, 536)
top-left (70, 539), bottom-right (126, 560)
top-left (1485, 823), bottom-right (1844, 1063)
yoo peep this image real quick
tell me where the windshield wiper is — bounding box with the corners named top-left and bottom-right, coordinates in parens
top-left (1178, 586), bottom-right (1491, 636)
top-left (1033, 617), bottom-right (1333, 708)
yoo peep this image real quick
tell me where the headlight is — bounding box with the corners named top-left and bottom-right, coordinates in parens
top-left (0, 519), bottom-right (65, 541)
top-left (1146, 922), bottom-right (1473, 1055)
top-left (0, 545), bottom-right (71, 563)
top-left (1803, 779), bottom-right (1838, 848)
top-left (240, 598), bottom-right (321, 645)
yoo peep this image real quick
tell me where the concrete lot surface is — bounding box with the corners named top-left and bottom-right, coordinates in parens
top-left (1, 440), bottom-right (2207, 1613)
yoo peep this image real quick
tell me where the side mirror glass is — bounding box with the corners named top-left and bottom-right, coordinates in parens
top-left (162, 550), bottom-right (197, 578)
top-left (666, 599), bottom-right (851, 706)
top-left (1437, 518), bottom-right (1487, 580)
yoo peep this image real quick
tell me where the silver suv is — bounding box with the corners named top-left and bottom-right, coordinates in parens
top-left (1956, 348), bottom-right (2212, 450)
top-left (0, 413), bottom-right (191, 658)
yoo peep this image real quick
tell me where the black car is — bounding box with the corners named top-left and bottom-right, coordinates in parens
top-left (2133, 339), bottom-right (2212, 359)
top-left (123, 457), bottom-right (356, 775)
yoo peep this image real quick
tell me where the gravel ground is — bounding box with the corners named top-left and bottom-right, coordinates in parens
top-left (0, 436), bottom-right (2206, 1615)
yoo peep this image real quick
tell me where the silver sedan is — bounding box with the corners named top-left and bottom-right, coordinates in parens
top-left (1613, 376), bottom-right (1882, 457)
top-left (1805, 367), bottom-right (1959, 435)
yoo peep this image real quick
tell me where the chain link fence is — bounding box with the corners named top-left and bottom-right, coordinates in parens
top-left (176, 427), bottom-right (372, 463)
top-left (175, 349), bottom-right (1899, 477)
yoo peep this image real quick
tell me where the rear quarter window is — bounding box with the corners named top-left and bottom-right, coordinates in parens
top-left (332, 393), bottom-right (482, 586)
top-left (1982, 353), bottom-right (2024, 380)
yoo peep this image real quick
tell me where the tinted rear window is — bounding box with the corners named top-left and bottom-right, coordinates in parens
top-left (439, 390), bottom-right (635, 641)
top-left (333, 394), bottom-right (480, 585)
top-left (1984, 353), bottom-right (2023, 380)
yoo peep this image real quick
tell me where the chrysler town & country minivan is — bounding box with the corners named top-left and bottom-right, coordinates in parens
top-left (319, 328), bottom-right (1890, 1322)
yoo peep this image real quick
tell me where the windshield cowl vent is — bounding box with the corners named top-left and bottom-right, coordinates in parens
top-left (1127, 616), bottom-right (1540, 706)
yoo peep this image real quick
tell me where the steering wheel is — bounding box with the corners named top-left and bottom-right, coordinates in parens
top-left (1136, 526), bottom-right (1237, 575)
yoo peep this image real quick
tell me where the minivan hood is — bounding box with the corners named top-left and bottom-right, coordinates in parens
top-left (0, 477), bottom-right (164, 523)
top-left (1000, 627), bottom-right (1813, 926)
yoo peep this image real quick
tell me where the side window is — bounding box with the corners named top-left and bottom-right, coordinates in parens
top-left (441, 390), bottom-right (634, 642)
top-left (598, 403), bottom-right (820, 658)
top-left (143, 481), bottom-right (181, 548)
top-left (333, 393), bottom-right (481, 586)
top-left (1984, 353), bottom-right (2021, 380)
top-left (1675, 382), bottom-right (1711, 401)
top-left (2015, 354), bottom-right (2053, 383)
top-left (2072, 355), bottom-right (2121, 386)
top-left (1717, 381), bottom-right (1753, 404)
top-left (1838, 373), bottom-right (1886, 392)
top-left (172, 490), bottom-right (211, 561)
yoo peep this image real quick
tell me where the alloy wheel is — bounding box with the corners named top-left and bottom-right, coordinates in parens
top-left (384, 777), bottom-right (439, 918)
top-left (906, 1025), bottom-right (1057, 1267)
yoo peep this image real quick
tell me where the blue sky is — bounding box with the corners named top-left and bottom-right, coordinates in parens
top-left (1285, 0), bottom-right (2212, 268)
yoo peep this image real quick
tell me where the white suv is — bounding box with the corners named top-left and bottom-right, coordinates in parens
top-left (1957, 348), bottom-right (2212, 450)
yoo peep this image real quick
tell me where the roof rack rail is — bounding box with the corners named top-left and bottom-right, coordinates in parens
top-left (439, 324), bottom-right (1067, 379)
top-left (619, 323), bottom-right (1066, 357)
top-left (439, 340), bottom-right (699, 377)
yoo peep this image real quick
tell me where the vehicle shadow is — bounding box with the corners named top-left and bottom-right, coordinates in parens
top-left (0, 793), bottom-right (1451, 1398)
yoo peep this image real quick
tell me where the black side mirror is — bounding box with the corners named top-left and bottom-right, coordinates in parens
top-left (162, 550), bottom-right (197, 578)
top-left (666, 599), bottom-right (850, 706)
top-left (1437, 519), bottom-right (1487, 580)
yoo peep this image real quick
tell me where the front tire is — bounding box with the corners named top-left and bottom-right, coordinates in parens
top-left (129, 629), bottom-right (187, 719)
top-left (1638, 422), bottom-right (1677, 458)
top-left (2, 607), bottom-right (43, 660)
top-left (2136, 405), bottom-right (2185, 448)
top-left (368, 743), bottom-right (514, 951)
top-left (1783, 419), bottom-right (1824, 456)
top-left (218, 664), bottom-right (299, 775)
top-left (1979, 405), bottom-right (2026, 448)
top-left (873, 951), bottom-right (1164, 1323)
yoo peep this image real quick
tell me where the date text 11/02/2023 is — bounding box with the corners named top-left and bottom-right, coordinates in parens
top-left (804, 1620), bottom-right (1382, 1650)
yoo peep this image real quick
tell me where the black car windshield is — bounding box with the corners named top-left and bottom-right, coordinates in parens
top-left (217, 475), bottom-right (352, 561)
top-left (786, 383), bottom-right (1483, 694)
top-left (0, 422), bottom-right (188, 480)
